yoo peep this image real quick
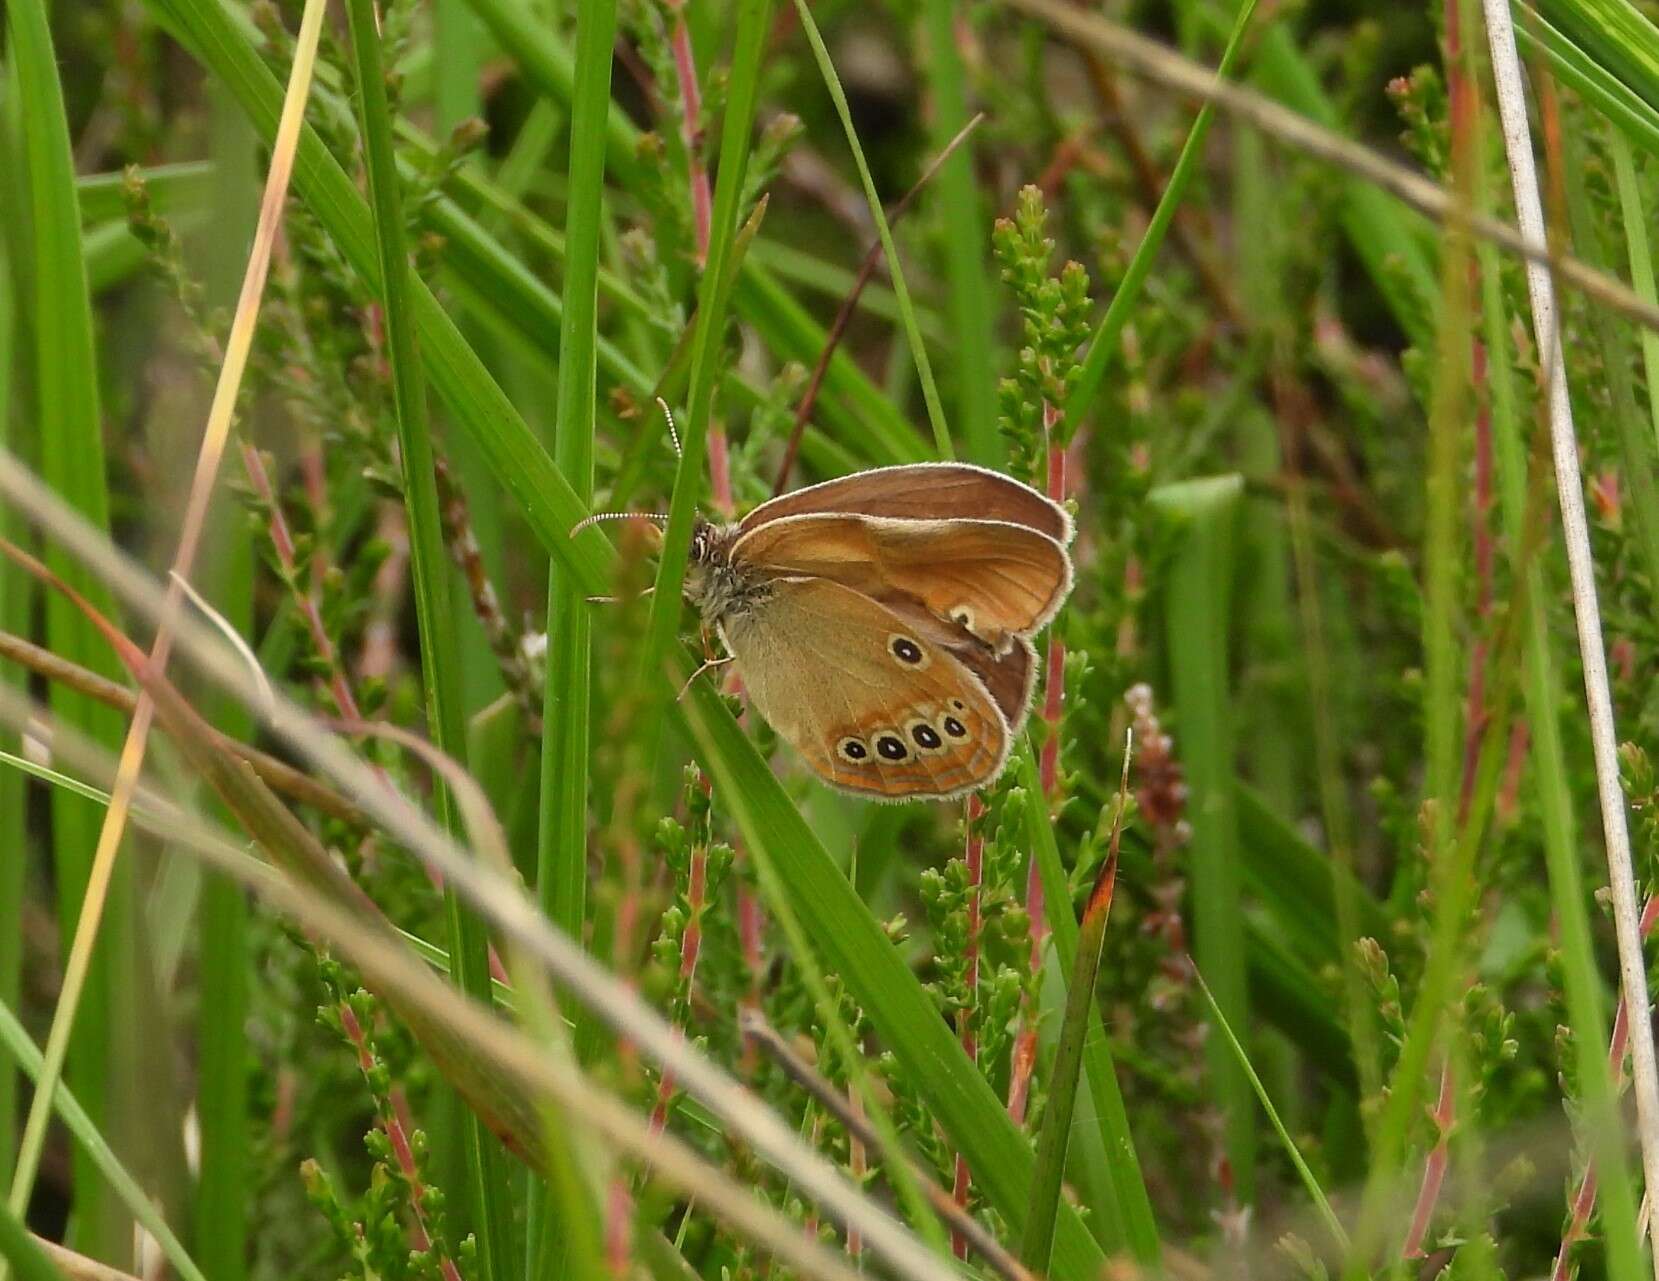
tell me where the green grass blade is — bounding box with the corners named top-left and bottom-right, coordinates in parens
top-left (1021, 809), bottom-right (1121, 1274)
top-left (1476, 214), bottom-right (1646, 1281)
top-left (791, 0), bottom-right (951, 458)
top-left (1194, 969), bottom-right (1349, 1253)
top-left (1250, 29), bottom-right (1437, 345)
top-left (1612, 132), bottom-right (1659, 452)
top-left (1150, 476), bottom-right (1255, 1202)
top-left (1518, 4), bottom-right (1659, 156)
top-left (536, 0), bottom-right (614, 1007)
top-left (1066, 0), bottom-right (1259, 429)
top-left (0, 1202), bottom-right (58, 1281)
top-left (1018, 747), bottom-right (1160, 1263)
top-left (531, 0), bottom-right (618, 1265)
top-left (0, 999), bottom-right (208, 1281)
top-left (341, 4), bottom-right (516, 1274)
top-left (1561, 129), bottom-right (1659, 598)
top-left (4, 0), bottom-right (128, 1256)
top-left (0, 153), bottom-right (21, 1193)
top-left (192, 94), bottom-right (256, 1281)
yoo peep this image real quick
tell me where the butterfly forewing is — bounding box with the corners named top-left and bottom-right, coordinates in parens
top-left (739, 463), bottom-right (1072, 543)
top-left (719, 576), bottom-right (1011, 799)
top-left (730, 512), bottom-right (1071, 651)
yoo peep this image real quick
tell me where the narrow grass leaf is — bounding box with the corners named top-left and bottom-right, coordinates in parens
top-left (6, 0), bottom-right (129, 1252)
top-left (1020, 759), bottom-right (1125, 1275)
top-left (531, 0), bottom-right (618, 1263)
top-left (1018, 746), bottom-right (1161, 1264)
top-left (1194, 968), bottom-right (1349, 1252)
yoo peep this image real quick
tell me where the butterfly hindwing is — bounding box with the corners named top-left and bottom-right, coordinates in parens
top-left (719, 576), bottom-right (1012, 800)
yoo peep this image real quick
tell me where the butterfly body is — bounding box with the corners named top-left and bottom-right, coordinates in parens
top-left (680, 463), bottom-right (1073, 801)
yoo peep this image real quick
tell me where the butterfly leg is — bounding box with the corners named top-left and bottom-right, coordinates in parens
top-left (677, 653), bottom-right (736, 701)
top-left (585, 585), bottom-right (656, 605)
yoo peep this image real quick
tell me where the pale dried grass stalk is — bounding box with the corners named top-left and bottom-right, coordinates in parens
top-left (1482, 1), bottom-right (1659, 1271)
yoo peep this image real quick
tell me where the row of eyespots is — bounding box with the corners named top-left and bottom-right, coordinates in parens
top-left (837, 699), bottom-right (971, 766)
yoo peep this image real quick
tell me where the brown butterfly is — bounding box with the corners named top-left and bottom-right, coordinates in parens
top-left (682, 463), bottom-right (1073, 801)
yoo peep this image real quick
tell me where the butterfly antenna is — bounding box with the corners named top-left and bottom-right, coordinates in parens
top-left (657, 397), bottom-right (682, 460)
top-left (569, 510), bottom-right (670, 539)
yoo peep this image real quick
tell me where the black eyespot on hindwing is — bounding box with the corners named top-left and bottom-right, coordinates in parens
top-left (889, 635), bottom-right (924, 665)
top-left (912, 723), bottom-right (942, 750)
top-left (839, 737), bottom-right (870, 762)
top-left (876, 734), bottom-right (909, 761)
top-left (942, 716), bottom-right (968, 739)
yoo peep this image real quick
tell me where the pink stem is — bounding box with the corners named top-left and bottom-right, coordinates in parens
top-left (667, 7), bottom-right (712, 264)
top-left (1007, 409), bottom-right (1069, 1124)
top-left (1554, 894), bottom-right (1659, 1277)
top-left (338, 1004), bottom-right (464, 1281)
top-left (1402, 1061), bottom-right (1456, 1258)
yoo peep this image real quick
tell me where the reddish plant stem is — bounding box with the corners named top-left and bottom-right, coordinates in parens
top-left (240, 442), bottom-right (359, 721)
top-left (1553, 893), bottom-right (1659, 1279)
top-left (1008, 413), bottom-right (1070, 1125)
top-left (1402, 1061), bottom-right (1456, 1258)
top-left (1457, 337), bottom-right (1495, 827)
top-left (433, 453), bottom-right (540, 729)
top-left (605, 1178), bottom-right (633, 1279)
top-left (666, 2), bottom-right (711, 266)
top-left (338, 1002), bottom-right (464, 1281)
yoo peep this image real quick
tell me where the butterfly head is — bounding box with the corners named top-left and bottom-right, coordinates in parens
top-left (683, 519), bottom-right (759, 626)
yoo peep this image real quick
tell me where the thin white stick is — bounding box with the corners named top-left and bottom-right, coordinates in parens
top-left (1483, 3), bottom-right (1659, 1272)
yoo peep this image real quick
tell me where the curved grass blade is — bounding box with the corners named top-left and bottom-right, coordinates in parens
top-left (0, 1202), bottom-right (60, 1281)
top-left (1017, 746), bottom-right (1160, 1264)
top-left (1019, 747), bottom-right (1126, 1275)
top-left (0, 1000), bottom-right (208, 1281)
top-left (1194, 968), bottom-right (1349, 1253)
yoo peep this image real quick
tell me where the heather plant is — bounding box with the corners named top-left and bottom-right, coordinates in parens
top-left (11, 0), bottom-right (1659, 1278)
